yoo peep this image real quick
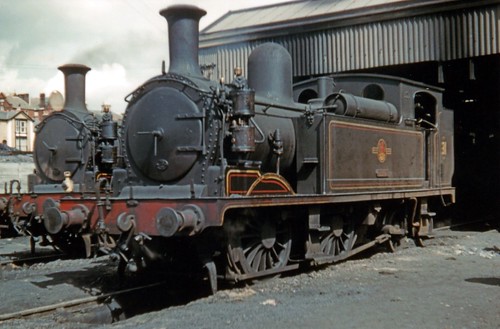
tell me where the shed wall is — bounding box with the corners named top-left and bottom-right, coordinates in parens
top-left (200, 4), bottom-right (500, 80)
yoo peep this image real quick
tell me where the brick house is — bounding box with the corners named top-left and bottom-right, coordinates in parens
top-left (0, 93), bottom-right (36, 152)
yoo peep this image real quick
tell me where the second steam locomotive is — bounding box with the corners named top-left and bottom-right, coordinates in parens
top-left (0, 64), bottom-right (119, 254)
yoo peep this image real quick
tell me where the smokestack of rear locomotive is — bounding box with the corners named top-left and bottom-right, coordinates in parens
top-left (58, 64), bottom-right (91, 116)
top-left (159, 5), bottom-right (206, 78)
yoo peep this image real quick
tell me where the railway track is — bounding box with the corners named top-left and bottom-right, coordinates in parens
top-left (0, 271), bottom-right (215, 325)
top-left (0, 224), bottom-right (495, 327)
top-left (0, 235), bottom-right (68, 268)
top-left (0, 253), bottom-right (214, 326)
top-left (0, 281), bottom-right (168, 323)
top-left (0, 252), bottom-right (66, 267)
top-left (0, 228), bottom-right (496, 328)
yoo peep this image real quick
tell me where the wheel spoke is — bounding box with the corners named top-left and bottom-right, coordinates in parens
top-left (252, 248), bottom-right (264, 271)
top-left (333, 239), bottom-right (339, 255)
top-left (266, 248), bottom-right (276, 268)
top-left (339, 234), bottom-right (347, 249)
top-left (271, 245), bottom-right (280, 261)
top-left (246, 244), bottom-right (262, 265)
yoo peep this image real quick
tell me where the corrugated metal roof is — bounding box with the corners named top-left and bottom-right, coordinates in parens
top-left (203, 0), bottom-right (409, 34)
top-left (199, 0), bottom-right (500, 80)
top-left (200, 0), bottom-right (500, 47)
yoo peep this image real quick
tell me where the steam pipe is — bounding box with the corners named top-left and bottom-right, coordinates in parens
top-left (159, 5), bottom-right (206, 78)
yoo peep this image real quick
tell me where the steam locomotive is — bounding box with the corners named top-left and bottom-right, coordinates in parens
top-left (8, 4), bottom-right (453, 292)
top-left (0, 64), bottom-right (119, 255)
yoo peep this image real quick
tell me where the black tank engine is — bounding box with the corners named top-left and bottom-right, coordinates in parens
top-left (36, 4), bottom-right (454, 291)
top-left (33, 64), bottom-right (118, 188)
top-left (0, 64), bottom-right (119, 254)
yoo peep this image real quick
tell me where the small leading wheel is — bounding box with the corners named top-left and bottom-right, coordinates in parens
top-left (318, 215), bottom-right (355, 261)
top-left (226, 211), bottom-right (292, 277)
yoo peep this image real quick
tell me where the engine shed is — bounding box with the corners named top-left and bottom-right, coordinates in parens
top-left (199, 0), bottom-right (500, 224)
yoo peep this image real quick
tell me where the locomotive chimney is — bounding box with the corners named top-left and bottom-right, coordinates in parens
top-left (159, 5), bottom-right (206, 78)
top-left (58, 64), bottom-right (91, 113)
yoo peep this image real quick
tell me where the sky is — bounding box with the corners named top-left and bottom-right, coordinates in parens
top-left (0, 0), bottom-right (292, 114)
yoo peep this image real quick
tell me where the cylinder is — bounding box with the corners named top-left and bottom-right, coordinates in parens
top-left (159, 5), bottom-right (206, 77)
top-left (58, 64), bottom-right (91, 114)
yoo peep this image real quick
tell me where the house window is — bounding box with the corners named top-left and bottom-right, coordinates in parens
top-left (15, 119), bottom-right (27, 135)
top-left (15, 137), bottom-right (27, 151)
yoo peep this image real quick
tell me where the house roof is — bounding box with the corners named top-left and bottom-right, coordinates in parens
top-left (5, 95), bottom-right (36, 110)
top-left (0, 110), bottom-right (34, 121)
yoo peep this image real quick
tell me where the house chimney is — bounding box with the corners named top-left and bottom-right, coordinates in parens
top-left (39, 93), bottom-right (46, 108)
top-left (159, 5), bottom-right (206, 78)
top-left (17, 93), bottom-right (29, 104)
top-left (58, 64), bottom-right (91, 114)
